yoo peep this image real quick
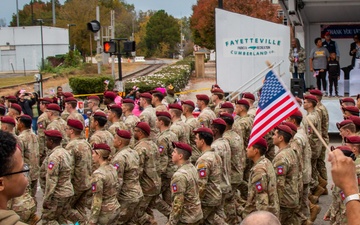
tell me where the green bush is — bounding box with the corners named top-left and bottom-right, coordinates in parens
top-left (69, 76), bottom-right (114, 95)
top-left (125, 57), bottom-right (194, 93)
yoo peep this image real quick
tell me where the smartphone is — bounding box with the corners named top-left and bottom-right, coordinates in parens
top-left (330, 146), bottom-right (356, 161)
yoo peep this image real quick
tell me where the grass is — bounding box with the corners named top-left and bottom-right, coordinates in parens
top-left (0, 74), bottom-right (53, 88)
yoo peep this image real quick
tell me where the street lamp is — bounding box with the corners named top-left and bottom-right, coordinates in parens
top-left (37, 19), bottom-right (44, 97)
top-left (68, 24), bottom-right (76, 51)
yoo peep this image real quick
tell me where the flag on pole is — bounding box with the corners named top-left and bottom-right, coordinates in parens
top-left (248, 69), bottom-right (299, 148)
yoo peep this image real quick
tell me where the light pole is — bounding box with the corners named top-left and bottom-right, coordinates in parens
top-left (68, 24), bottom-right (76, 51)
top-left (37, 19), bottom-right (44, 97)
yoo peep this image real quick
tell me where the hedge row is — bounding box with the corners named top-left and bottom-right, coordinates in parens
top-left (124, 57), bottom-right (194, 93)
top-left (69, 76), bottom-right (114, 95)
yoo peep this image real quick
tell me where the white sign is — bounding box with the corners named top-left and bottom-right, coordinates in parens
top-left (95, 54), bottom-right (102, 62)
top-left (115, 81), bottom-right (123, 92)
top-left (216, 9), bottom-right (291, 92)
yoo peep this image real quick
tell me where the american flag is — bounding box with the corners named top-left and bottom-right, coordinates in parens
top-left (248, 70), bottom-right (299, 148)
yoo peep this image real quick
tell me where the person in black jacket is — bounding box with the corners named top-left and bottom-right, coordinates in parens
top-left (328, 52), bottom-right (341, 97)
top-left (16, 91), bottom-right (36, 118)
top-left (349, 33), bottom-right (360, 69)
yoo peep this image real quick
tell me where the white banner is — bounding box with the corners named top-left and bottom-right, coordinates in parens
top-left (216, 9), bottom-right (291, 93)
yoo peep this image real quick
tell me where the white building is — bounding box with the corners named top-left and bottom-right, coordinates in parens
top-left (0, 26), bottom-right (68, 72)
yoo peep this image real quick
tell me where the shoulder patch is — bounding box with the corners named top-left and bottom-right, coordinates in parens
top-left (48, 162), bottom-right (54, 170)
top-left (340, 191), bottom-right (345, 201)
top-left (277, 166), bottom-right (284, 175)
top-left (92, 182), bottom-right (97, 192)
top-left (255, 181), bottom-right (263, 193)
top-left (172, 183), bottom-right (178, 192)
top-left (197, 163), bottom-right (205, 169)
top-left (199, 168), bottom-right (206, 178)
top-left (38, 122), bottom-right (44, 129)
top-left (159, 146), bottom-right (164, 153)
top-left (114, 163), bottom-right (119, 170)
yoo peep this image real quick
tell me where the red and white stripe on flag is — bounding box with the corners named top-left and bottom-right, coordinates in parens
top-left (248, 70), bottom-right (299, 148)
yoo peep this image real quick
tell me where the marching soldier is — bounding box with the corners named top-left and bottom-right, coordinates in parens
top-left (194, 127), bottom-right (228, 225)
top-left (59, 92), bottom-right (73, 121)
top-left (242, 92), bottom-right (256, 119)
top-left (89, 111), bottom-right (114, 154)
top-left (112, 129), bottom-right (143, 224)
top-left (87, 95), bottom-right (102, 139)
top-left (89, 143), bottom-right (121, 225)
top-left (166, 142), bottom-right (203, 225)
top-left (242, 137), bottom-right (279, 219)
top-left (45, 103), bottom-right (68, 147)
top-left (107, 104), bottom-right (127, 138)
top-left (139, 93), bottom-right (158, 140)
top-left (64, 97), bottom-right (85, 125)
top-left (37, 97), bottom-right (52, 165)
top-left (182, 100), bottom-right (201, 164)
top-left (211, 88), bottom-right (225, 116)
top-left (218, 102), bottom-right (235, 115)
top-left (196, 94), bottom-right (216, 128)
top-left (169, 103), bottom-right (190, 144)
top-left (64, 119), bottom-right (92, 223)
top-left (152, 91), bottom-right (168, 112)
top-left (121, 98), bottom-right (140, 132)
top-left (42, 130), bottom-right (74, 224)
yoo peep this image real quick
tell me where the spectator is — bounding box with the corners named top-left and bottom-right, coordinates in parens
top-left (289, 38), bottom-right (306, 90)
top-left (31, 92), bottom-right (41, 134)
top-left (310, 37), bottom-right (330, 96)
top-left (322, 31), bottom-right (340, 60)
top-left (17, 91), bottom-right (36, 118)
top-left (349, 33), bottom-right (360, 69)
top-left (327, 52), bottom-right (341, 97)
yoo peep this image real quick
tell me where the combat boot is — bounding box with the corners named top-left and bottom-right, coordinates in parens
top-left (308, 195), bottom-right (319, 204)
top-left (313, 185), bottom-right (325, 197)
top-left (309, 202), bottom-right (321, 222)
top-left (28, 213), bottom-right (41, 225)
top-left (318, 176), bottom-right (328, 195)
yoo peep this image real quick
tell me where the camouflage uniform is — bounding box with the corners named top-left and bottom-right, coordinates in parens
top-left (273, 146), bottom-right (300, 225)
top-left (60, 110), bottom-right (70, 121)
top-left (88, 108), bottom-right (103, 139)
top-left (211, 138), bottom-right (232, 221)
top-left (213, 100), bottom-right (224, 116)
top-left (155, 104), bottom-right (168, 112)
top-left (195, 149), bottom-right (227, 225)
top-left (156, 129), bottom-right (178, 205)
top-left (47, 117), bottom-right (69, 148)
top-left (134, 138), bottom-right (162, 224)
top-left (139, 105), bottom-right (158, 140)
top-left (242, 156), bottom-right (280, 219)
top-left (223, 129), bottom-right (245, 224)
top-left (89, 163), bottom-right (121, 225)
top-left (306, 110), bottom-right (322, 188)
top-left (42, 145), bottom-right (74, 225)
top-left (37, 112), bottom-right (50, 165)
top-left (185, 116), bottom-right (202, 164)
top-left (123, 113), bottom-right (140, 132)
top-left (64, 137), bottom-right (92, 223)
top-left (89, 129), bottom-right (114, 155)
top-left (67, 110), bottom-right (85, 125)
top-left (111, 146), bottom-right (143, 224)
top-left (18, 129), bottom-right (39, 197)
top-left (197, 107), bottom-right (216, 128)
top-left (108, 121), bottom-right (128, 138)
top-left (167, 161), bottom-right (203, 225)
top-left (170, 119), bottom-right (190, 144)
top-left (247, 106), bottom-right (257, 119)
top-left (316, 102), bottom-right (329, 180)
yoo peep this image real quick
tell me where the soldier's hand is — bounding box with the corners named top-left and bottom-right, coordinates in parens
top-left (328, 149), bottom-right (358, 196)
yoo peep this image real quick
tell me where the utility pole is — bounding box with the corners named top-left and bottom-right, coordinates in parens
top-left (111, 10), bottom-right (115, 80)
top-left (52, 0), bottom-right (56, 25)
top-left (96, 6), bottom-right (101, 74)
top-left (16, 0), bottom-right (19, 27)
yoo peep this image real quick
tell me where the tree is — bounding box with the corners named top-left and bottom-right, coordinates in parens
top-left (191, 0), bottom-right (282, 49)
top-left (145, 10), bottom-right (180, 57)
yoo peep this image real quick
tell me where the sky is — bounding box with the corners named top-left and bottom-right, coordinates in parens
top-left (1, 0), bottom-right (197, 26)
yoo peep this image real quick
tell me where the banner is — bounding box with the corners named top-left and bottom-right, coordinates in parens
top-left (321, 24), bottom-right (360, 39)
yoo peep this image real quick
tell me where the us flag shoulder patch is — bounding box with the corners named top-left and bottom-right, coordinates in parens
top-left (92, 182), bottom-right (97, 192)
top-left (48, 162), bottom-right (54, 170)
top-left (159, 146), bottom-right (164, 153)
top-left (199, 168), bottom-right (206, 178)
top-left (172, 183), bottom-right (178, 192)
top-left (114, 163), bottom-right (119, 170)
top-left (277, 166), bottom-right (284, 175)
top-left (255, 181), bottom-right (263, 193)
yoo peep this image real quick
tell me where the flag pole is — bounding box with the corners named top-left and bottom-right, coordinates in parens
top-left (305, 116), bottom-right (331, 153)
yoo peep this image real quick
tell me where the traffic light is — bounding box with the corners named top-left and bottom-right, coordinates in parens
top-left (123, 41), bottom-right (136, 52)
top-left (103, 41), bottom-right (117, 54)
top-left (87, 20), bottom-right (101, 33)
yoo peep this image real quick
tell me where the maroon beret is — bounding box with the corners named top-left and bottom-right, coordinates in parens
top-left (342, 106), bottom-right (359, 115)
top-left (281, 122), bottom-right (297, 133)
top-left (344, 135), bottom-right (360, 144)
top-left (93, 143), bottom-right (111, 152)
top-left (46, 103), bottom-right (61, 112)
top-left (304, 95), bottom-right (318, 103)
top-left (236, 99), bottom-right (250, 107)
top-left (136, 122), bottom-right (151, 136)
top-left (181, 100), bottom-right (195, 108)
top-left (104, 91), bottom-right (117, 100)
top-left (219, 112), bottom-right (233, 118)
top-left (39, 97), bottom-right (53, 103)
top-left (67, 119), bottom-right (84, 131)
top-left (139, 92), bottom-right (152, 100)
top-left (242, 92), bottom-right (255, 101)
top-left (336, 120), bottom-right (354, 130)
top-left (87, 95), bottom-right (100, 101)
top-left (44, 130), bottom-right (62, 139)
top-left (168, 103), bottom-right (183, 111)
top-left (65, 97), bottom-right (77, 103)
top-left (213, 84), bottom-right (220, 89)
top-left (341, 97), bottom-right (355, 104)
top-left (10, 103), bottom-right (22, 114)
top-left (291, 109), bottom-right (303, 118)
top-left (122, 98), bottom-right (135, 104)
top-left (156, 111), bottom-right (171, 119)
top-left (109, 104), bottom-right (122, 110)
top-left (1, 116), bottom-right (16, 126)
top-left (196, 94), bottom-right (209, 101)
top-left (193, 127), bottom-right (214, 136)
top-left (309, 89), bottom-right (323, 96)
top-left (212, 118), bottom-right (227, 126)
top-left (348, 115), bottom-right (360, 127)
top-left (332, 145), bottom-right (352, 152)
top-left (62, 92), bottom-right (74, 98)
top-left (94, 111), bottom-right (107, 118)
top-left (211, 88), bottom-right (224, 94)
top-left (6, 95), bottom-right (17, 101)
top-left (19, 114), bottom-right (32, 121)
top-left (116, 129), bottom-right (131, 139)
top-left (254, 137), bottom-right (268, 149)
top-left (220, 102), bottom-right (234, 109)
top-left (276, 124), bottom-right (293, 137)
top-left (172, 141), bottom-right (192, 154)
